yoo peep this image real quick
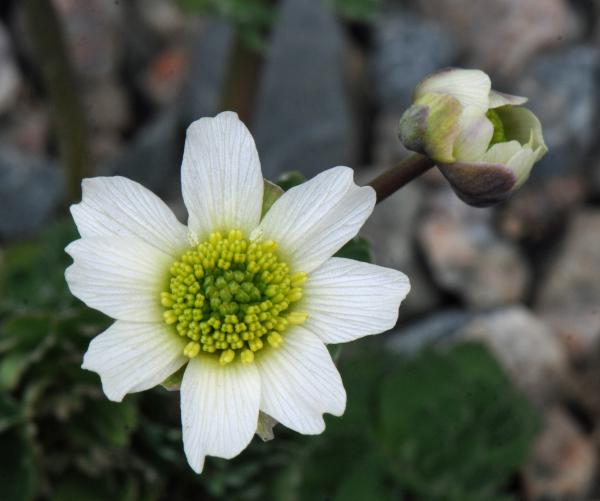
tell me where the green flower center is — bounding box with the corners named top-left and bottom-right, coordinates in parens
top-left (486, 108), bottom-right (506, 146)
top-left (161, 229), bottom-right (307, 365)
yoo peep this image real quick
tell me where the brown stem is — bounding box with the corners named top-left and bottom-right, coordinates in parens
top-left (368, 154), bottom-right (435, 204)
top-left (219, 34), bottom-right (264, 124)
top-left (24, 0), bottom-right (89, 203)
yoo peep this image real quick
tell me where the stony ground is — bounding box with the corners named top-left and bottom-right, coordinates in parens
top-left (1, 0), bottom-right (600, 498)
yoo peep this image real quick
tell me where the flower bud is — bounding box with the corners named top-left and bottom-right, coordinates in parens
top-left (398, 68), bottom-right (547, 207)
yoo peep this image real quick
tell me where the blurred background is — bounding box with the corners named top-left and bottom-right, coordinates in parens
top-left (1, 0), bottom-right (599, 499)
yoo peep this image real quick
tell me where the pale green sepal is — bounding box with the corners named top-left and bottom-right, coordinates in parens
top-left (261, 179), bottom-right (285, 218)
top-left (489, 90), bottom-right (528, 109)
top-left (160, 366), bottom-right (185, 391)
top-left (494, 106), bottom-right (547, 159)
top-left (398, 92), bottom-right (463, 164)
top-left (256, 411), bottom-right (278, 441)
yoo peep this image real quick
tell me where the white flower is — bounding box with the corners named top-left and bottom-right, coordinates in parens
top-left (65, 111), bottom-right (410, 473)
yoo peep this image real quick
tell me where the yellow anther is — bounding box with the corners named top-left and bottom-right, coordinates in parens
top-left (219, 349), bottom-right (235, 365)
top-left (240, 349), bottom-right (255, 364)
top-left (291, 272), bottom-right (308, 287)
top-left (163, 310), bottom-right (178, 325)
top-left (162, 229), bottom-right (307, 363)
top-left (160, 292), bottom-right (173, 307)
top-left (287, 311), bottom-right (308, 325)
top-left (287, 288), bottom-right (303, 302)
top-left (183, 341), bottom-right (200, 358)
top-left (267, 332), bottom-right (283, 348)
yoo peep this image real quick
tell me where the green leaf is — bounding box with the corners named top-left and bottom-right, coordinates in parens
top-left (331, 0), bottom-right (380, 21)
top-left (0, 314), bottom-right (55, 390)
top-left (0, 396), bottom-right (36, 501)
top-left (334, 236), bottom-right (372, 263)
top-left (177, 0), bottom-right (277, 52)
top-left (275, 171), bottom-right (305, 191)
top-left (72, 399), bottom-right (138, 448)
top-left (378, 343), bottom-right (540, 499)
top-left (333, 454), bottom-right (389, 501)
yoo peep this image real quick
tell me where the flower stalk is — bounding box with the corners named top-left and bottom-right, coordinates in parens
top-left (368, 153), bottom-right (435, 204)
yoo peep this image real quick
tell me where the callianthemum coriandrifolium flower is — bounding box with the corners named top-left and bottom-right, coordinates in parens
top-left (65, 112), bottom-right (410, 473)
top-left (398, 68), bottom-right (548, 207)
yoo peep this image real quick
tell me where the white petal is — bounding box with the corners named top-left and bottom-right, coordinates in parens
top-left (181, 357), bottom-right (261, 473)
top-left (255, 327), bottom-right (346, 434)
top-left (415, 68), bottom-right (491, 112)
top-left (181, 111), bottom-right (264, 241)
top-left (507, 146), bottom-right (538, 189)
top-left (255, 167), bottom-right (375, 273)
top-left (71, 176), bottom-right (189, 257)
top-left (65, 237), bottom-right (172, 322)
top-left (302, 257), bottom-right (410, 344)
top-left (452, 108), bottom-right (494, 162)
top-left (489, 90), bottom-right (528, 109)
top-left (82, 320), bottom-right (187, 402)
top-left (482, 140), bottom-right (523, 164)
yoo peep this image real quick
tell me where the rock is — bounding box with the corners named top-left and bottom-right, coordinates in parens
top-left (52, 0), bottom-right (121, 81)
top-left (370, 9), bottom-right (459, 165)
top-left (523, 408), bottom-right (596, 501)
top-left (372, 9), bottom-right (459, 113)
top-left (135, 0), bottom-right (188, 39)
top-left (565, 356), bottom-right (600, 426)
top-left (178, 18), bottom-right (234, 126)
top-left (0, 21), bottom-right (20, 116)
top-left (252, 0), bottom-right (356, 179)
top-left (357, 167), bottom-right (441, 316)
top-left (458, 307), bottom-right (568, 406)
top-left (103, 111), bottom-right (180, 198)
top-left (83, 80), bottom-right (131, 133)
top-left (142, 45), bottom-right (188, 108)
top-left (0, 148), bottom-right (62, 238)
top-left (498, 176), bottom-right (588, 242)
top-left (416, 0), bottom-right (580, 78)
top-left (0, 101), bottom-right (49, 156)
top-left (386, 309), bottom-right (471, 354)
top-left (417, 186), bottom-right (530, 308)
top-left (517, 46), bottom-right (598, 180)
top-left (81, 79), bottom-right (132, 163)
top-left (535, 210), bottom-right (600, 360)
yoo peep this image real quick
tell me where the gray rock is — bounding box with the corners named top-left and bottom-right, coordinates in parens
top-left (372, 9), bottom-right (459, 113)
top-left (535, 210), bottom-right (600, 360)
top-left (497, 176), bottom-right (587, 242)
top-left (458, 307), bottom-right (568, 406)
top-left (0, 148), bottom-right (62, 238)
top-left (0, 22), bottom-right (20, 116)
top-left (135, 0), bottom-right (188, 39)
top-left (178, 18), bottom-right (234, 127)
top-left (418, 186), bottom-right (530, 308)
top-left (252, 0), bottom-right (355, 179)
top-left (357, 167), bottom-right (442, 316)
top-left (523, 408), bottom-right (597, 501)
top-left (386, 309), bottom-right (471, 354)
top-left (53, 0), bottom-right (122, 81)
top-left (370, 9), bottom-right (459, 165)
top-left (517, 46), bottom-right (598, 179)
top-left (104, 111), bottom-right (180, 198)
top-left (417, 0), bottom-right (580, 78)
